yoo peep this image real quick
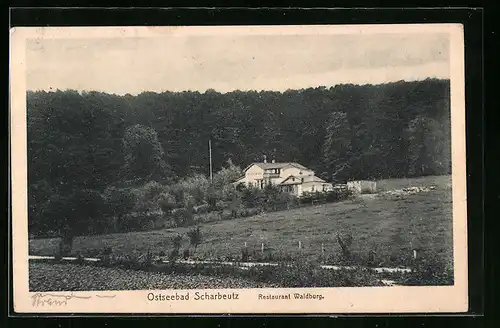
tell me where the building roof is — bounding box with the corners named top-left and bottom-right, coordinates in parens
top-left (279, 174), bottom-right (329, 185)
top-left (234, 175), bottom-right (246, 183)
top-left (279, 176), bottom-right (303, 185)
top-left (243, 162), bottom-right (311, 172)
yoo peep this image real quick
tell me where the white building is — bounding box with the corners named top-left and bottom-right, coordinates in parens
top-left (233, 159), bottom-right (333, 197)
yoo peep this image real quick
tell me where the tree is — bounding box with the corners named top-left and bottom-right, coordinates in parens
top-left (179, 174), bottom-right (210, 205)
top-left (27, 79), bottom-right (451, 194)
top-left (407, 116), bottom-right (448, 177)
top-left (73, 189), bottom-right (109, 235)
top-left (212, 159), bottom-right (243, 199)
top-left (123, 124), bottom-right (172, 183)
top-left (44, 189), bottom-right (107, 255)
top-left (28, 179), bottom-right (54, 236)
top-left (43, 193), bottom-right (75, 255)
top-left (322, 112), bottom-right (352, 183)
top-left (214, 159), bottom-right (242, 183)
top-left (133, 181), bottom-right (166, 215)
top-left (103, 187), bottom-right (136, 231)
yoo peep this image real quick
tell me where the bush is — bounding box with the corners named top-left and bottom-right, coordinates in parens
top-left (241, 187), bottom-right (266, 209)
top-left (193, 203), bottom-right (210, 214)
top-left (336, 231), bottom-right (354, 263)
top-left (403, 255), bottom-right (454, 286)
top-left (300, 189), bottom-right (352, 206)
top-left (178, 174), bottom-right (210, 205)
top-left (241, 248), bottom-right (249, 262)
top-left (103, 187), bottom-right (136, 232)
top-left (169, 249), bottom-right (179, 260)
top-left (247, 259), bottom-right (383, 287)
top-left (117, 213), bottom-right (161, 232)
top-left (187, 226), bottom-right (202, 254)
top-left (172, 207), bottom-right (195, 227)
top-left (172, 234), bottom-right (183, 250)
top-left (196, 211), bottom-right (221, 224)
top-left (159, 192), bottom-right (177, 215)
top-left (265, 191), bottom-right (298, 212)
top-left (168, 184), bottom-right (186, 206)
top-left (129, 181), bottom-right (169, 220)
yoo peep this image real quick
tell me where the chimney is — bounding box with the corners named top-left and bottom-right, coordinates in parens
top-left (263, 155), bottom-right (267, 163)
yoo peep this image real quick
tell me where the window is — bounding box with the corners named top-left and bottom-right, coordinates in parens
top-left (312, 185), bottom-right (315, 192)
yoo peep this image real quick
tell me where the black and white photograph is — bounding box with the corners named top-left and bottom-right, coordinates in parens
top-left (10, 24), bottom-right (467, 313)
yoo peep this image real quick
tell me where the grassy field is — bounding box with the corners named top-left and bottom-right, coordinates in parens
top-left (29, 175), bottom-right (453, 268)
top-left (375, 175), bottom-right (452, 192)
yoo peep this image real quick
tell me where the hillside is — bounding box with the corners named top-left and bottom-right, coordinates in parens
top-left (30, 175), bottom-right (453, 269)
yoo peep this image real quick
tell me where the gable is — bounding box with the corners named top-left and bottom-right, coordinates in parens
top-left (244, 162), bottom-right (312, 172)
top-left (280, 175), bottom-right (302, 185)
top-left (280, 174), bottom-right (328, 186)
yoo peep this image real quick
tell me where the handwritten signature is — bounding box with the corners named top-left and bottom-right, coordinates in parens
top-left (31, 292), bottom-right (116, 307)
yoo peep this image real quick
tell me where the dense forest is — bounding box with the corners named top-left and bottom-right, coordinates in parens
top-left (27, 78), bottom-right (451, 239)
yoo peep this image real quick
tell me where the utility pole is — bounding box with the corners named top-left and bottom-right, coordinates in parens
top-left (209, 139), bottom-right (213, 182)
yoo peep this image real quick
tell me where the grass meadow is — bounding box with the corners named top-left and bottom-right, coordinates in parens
top-left (29, 175), bottom-right (453, 269)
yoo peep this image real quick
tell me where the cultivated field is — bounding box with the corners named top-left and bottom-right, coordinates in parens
top-left (29, 175), bottom-right (453, 269)
top-left (29, 262), bottom-right (277, 291)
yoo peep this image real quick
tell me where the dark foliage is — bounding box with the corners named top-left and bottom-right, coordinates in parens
top-left (27, 80), bottom-right (451, 239)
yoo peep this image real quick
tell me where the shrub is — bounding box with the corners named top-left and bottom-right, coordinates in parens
top-left (103, 187), bottom-right (136, 230)
top-left (240, 247), bottom-right (250, 262)
top-left (241, 187), bottom-right (266, 209)
top-left (266, 191), bottom-right (298, 212)
top-left (169, 249), bottom-right (179, 260)
top-left (183, 194), bottom-right (197, 210)
top-left (336, 231), bottom-right (354, 263)
top-left (179, 174), bottom-right (210, 205)
top-left (228, 194), bottom-right (243, 218)
top-left (136, 181), bottom-right (167, 214)
top-left (205, 186), bottom-right (219, 210)
top-left (247, 259), bottom-right (382, 287)
top-left (168, 184), bottom-right (186, 205)
top-left (159, 192), bottom-right (177, 215)
top-left (172, 234), bottom-right (183, 250)
top-left (187, 226), bottom-right (202, 254)
top-left (102, 246), bottom-right (113, 256)
top-left (196, 211), bottom-right (221, 224)
top-left (193, 203), bottom-right (210, 214)
top-left (300, 189), bottom-right (352, 206)
top-left (403, 255), bottom-right (454, 286)
top-left (172, 207), bottom-right (195, 227)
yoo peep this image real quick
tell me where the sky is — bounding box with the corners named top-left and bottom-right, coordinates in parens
top-left (26, 32), bottom-right (450, 95)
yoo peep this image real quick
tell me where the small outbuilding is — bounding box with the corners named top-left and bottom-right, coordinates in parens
top-left (347, 180), bottom-right (377, 194)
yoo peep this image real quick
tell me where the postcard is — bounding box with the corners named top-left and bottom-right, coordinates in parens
top-left (10, 24), bottom-right (467, 314)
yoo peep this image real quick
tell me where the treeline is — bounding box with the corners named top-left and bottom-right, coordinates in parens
top-left (27, 79), bottom-right (451, 239)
